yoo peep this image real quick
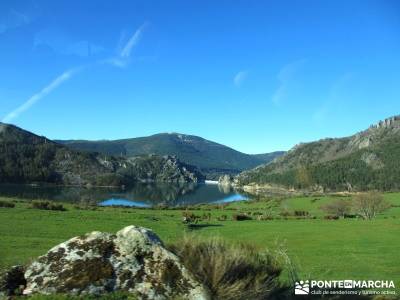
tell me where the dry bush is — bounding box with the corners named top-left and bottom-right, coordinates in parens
top-left (182, 211), bottom-right (201, 224)
top-left (168, 236), bottom-right (286, 300)
top-left (320, 199), bottom-right (351, 218)
top-left (353, 192), bottom-right (390, 220)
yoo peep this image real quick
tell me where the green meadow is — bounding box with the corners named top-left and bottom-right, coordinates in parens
top-left (1, 193), bottom-right (399, 291)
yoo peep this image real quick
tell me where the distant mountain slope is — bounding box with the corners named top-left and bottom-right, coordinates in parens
top-left (0, 124), bottom-right (203, 186)
top-left (252, 151), bottom-right (286, 163)
top-left (236, 116), bottom-right (400, 191)
top-left (57, 133), bottom-right (285, 179)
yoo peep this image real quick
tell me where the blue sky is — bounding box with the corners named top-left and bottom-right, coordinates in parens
top-left (0, 0), bottom-right (399, 154)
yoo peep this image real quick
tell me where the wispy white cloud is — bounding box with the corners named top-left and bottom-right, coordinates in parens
top-left (2, 68), bottom-right (81, 123)
top-left (312, 72), bottom-right (355, 123)
top-left (120, 23), bottom-right (148, 58)
top-left (272, 59), bottom-right (306, 105)
top-left (233, 71), bottom-right (248, 87)
top-left (2, 23), bottom-right (148, 123)
top-left (107, 22), bottom-right (149, 68)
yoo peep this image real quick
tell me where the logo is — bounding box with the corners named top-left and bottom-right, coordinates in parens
top-left (295, 280), bottom-right (310, 295)
top-left (294, 279), bottom-right (396, 296)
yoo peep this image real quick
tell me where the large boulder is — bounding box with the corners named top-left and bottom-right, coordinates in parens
top-left (23, 226), bottom-right (209, 299)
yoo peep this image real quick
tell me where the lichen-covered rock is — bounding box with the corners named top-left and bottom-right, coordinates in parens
top-left (23, 226), bottom-right (209, 300)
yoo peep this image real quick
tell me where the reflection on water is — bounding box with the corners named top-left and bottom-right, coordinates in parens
top-left (99, 199), bottom-right (151, 208)
top-left (0, 183), bottom-right (247, 207)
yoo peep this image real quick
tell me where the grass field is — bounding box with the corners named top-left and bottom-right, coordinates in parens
top-left (1, 193), bottom-right (399, 294)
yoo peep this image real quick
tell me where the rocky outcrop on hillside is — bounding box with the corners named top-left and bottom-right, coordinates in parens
top-left (124, 155), bottom-right (205, 183)
top-left (10, 226), bottom-right (209, 299)
top-left (371, 115), bottom-right (400, 129)
top-left (236, 115), bottom-right (400, 192)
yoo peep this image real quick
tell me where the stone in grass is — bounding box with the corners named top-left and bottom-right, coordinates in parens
top-left (23, 226), bottom-right (209, 300)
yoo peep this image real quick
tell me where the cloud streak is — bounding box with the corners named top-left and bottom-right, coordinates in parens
top-left (2, 23), bottom-right (148, 123)
top-left (120, 23), bottom-right (148, 58)
top-left (2, 68), bottom-right (80, 123)
top-left (233, 71), bottom-right (248, 87)
top-left (108, 22), bottom-right (149, 68)
top-left (272, 59), bottom-right (306, 105)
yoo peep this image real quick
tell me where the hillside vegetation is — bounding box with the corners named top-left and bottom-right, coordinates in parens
top-left (0, 124), bottom-right (203, 186)
top-left (237, 116), bottom-right (400, 191)
top-left (57, 133), bottom-right (285, 179)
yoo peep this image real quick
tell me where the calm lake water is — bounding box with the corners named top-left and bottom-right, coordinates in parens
top-left (0, 183), bottom-right (248, 207)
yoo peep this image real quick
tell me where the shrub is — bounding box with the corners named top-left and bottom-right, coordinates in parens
top-left (257, 215), bottom-right (274, 221)
top-left (232, 213), bottom-right (252, 221)
top-left (279, 210), bottom-right (291, 217)
top-left (182, 211), bottom-right (201, 224)
top-left (31, 201), bottom-right (66, 211)
top-left (320, 199), bottom-right (351, 218)
top-left (217, 214), bottom-right (227, 221)
top-left (0, 200), bottom-right (15, 208)
top-left (294, 210), bottom-right (309, 217)
top-left (168, 236), bottom-right (285, 300)
top-left (202, 213), bottom-right (212, 221)
top-left (353, 192), bottom-right (391, 220)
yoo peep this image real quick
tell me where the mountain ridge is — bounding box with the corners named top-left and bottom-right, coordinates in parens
top-left (0, 123), bottom-right (204, 186)
top-left (56, 133), bottom-right (285, 179)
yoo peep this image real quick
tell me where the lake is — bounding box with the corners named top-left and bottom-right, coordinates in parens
top-left (0, 183), bottom-right (248, 207)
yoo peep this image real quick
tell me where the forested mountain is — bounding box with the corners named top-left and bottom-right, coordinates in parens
top-left (0, 123), bottom-right (203, 186)
top-left (57, 133), bottom-right (285, 179)
top-left (252, 151), bottom-right (286, 163)
top-left (236, 116), bottom-right (400, 191)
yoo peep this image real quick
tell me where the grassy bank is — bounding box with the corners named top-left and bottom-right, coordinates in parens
top-left (1, 194), bottom-right (399, 291)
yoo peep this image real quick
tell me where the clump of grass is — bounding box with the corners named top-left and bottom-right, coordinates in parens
top-left (31, 201), bottom-right (66, 211)
top-left (0, 200), bottom-right (15, 208)
top-left (168, 236), bottom-right (285, 300)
